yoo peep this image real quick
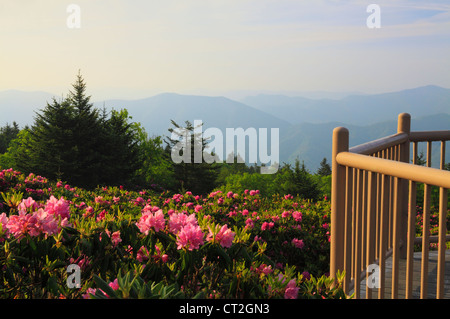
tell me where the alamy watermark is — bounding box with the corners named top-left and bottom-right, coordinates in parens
top-left (366, 263), bottom-right (380, 289)
top-left (66, 4), bottom-right (81, 29)
top-left (66, 264), bottom-right (81, 288)
top-left (170, 120), bottom-right (279, 174)
top-left (366, 4), bottom-right (381, 29)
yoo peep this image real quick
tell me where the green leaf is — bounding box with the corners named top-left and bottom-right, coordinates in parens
top-left (192, 291), bottom-right (206, 299)
top-left (47, 276), bottom-right (59, 296)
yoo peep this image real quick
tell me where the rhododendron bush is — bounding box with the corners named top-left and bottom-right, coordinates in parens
top-left (0, 168), bottom-right (347, 299)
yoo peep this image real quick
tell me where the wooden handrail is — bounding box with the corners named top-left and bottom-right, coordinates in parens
top-left (349, 133), bottom-right (408, 155)
top-left (336, 152), bottom-right (450, 188)
top-left (410, 130), bottom-right (450, 142)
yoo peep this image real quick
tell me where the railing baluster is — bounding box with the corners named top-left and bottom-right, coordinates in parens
top-left (437, 141), bottom-right (447, 299)
top-left (354, 169), bottom-right (363, 298)
top-left (366, 171), bottom-right (377, 299)
top-left (392, 177), bottom-right (401, 298)
top-left (344, 166), bottom-right (354, 294)
top-left (362, 170), bottom-right (367, 275)
top-left (378, 174), bottom-right (389, 299)
top-left (420, 141), bottom-right (432, 298)
top-left (405, 141), bottom-right (418, 299)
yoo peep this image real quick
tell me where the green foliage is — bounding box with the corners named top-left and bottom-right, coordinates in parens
top-left (0, 122), bottom-right (19, 154)
top-left (216, 159), bottom-right (322, 200)
top-left (134, 125), bottom-right (176, 191)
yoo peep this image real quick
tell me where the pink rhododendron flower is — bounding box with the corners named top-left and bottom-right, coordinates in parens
top-left (206, 224), bottom-right (235, 248)
top-left (284, 279), bottom-right (299, 299)
top-left (281, 211), bottom-right (291, 218)
top-left (109, 230), bottom-right (122, 247)
top-left (0, 213), bottom-right (9, 236)
top-left (168, 212), bottom-right (198, 234)
top-left (176, 223), bottom-right (204, 251)
top-left (96, 210), bottom-right (107, 222)
top-left (136, 246), bottom-right (150, 262)
top-left (109, 278), bottom-right (119, 290)
top-left (18, 197), bottom-right (38, 213)
top-left (83, 288), bottom-right (97, 299)
top-left (261, 222), bottom-right (274, 231)
top-left (136, 209), bottom-right (166, 234)
top-left (292, 211), bottom-right (302, 222)
top-left (245, 218), bottom-right (254, 229)
top-left (292, 238), bottom-right (304, 249)
top-left (45, 196), bottom-right (70, 219)
top-left (6, 208), bottom-right (60, 240)
top-left (194, 205), bottom-right (203, 213)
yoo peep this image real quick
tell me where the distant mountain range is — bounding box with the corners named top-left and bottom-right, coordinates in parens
top-left (240, 85), bottom-right (450, 125)
top-left (1, 85), bottom-right (449, 171)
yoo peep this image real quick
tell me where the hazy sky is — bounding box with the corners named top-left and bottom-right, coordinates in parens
top-left (0, 0), bottom-right (449, 100)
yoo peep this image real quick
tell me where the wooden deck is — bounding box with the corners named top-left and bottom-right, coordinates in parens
top-left (355, 250), bottom-right (450, 299)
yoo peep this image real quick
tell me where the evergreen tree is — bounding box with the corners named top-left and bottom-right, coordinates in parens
top-left (291, 159), bottom-right (320, 201)
top-left (26, 72), bottom-right (142, 188)
top-left (0, 122), bottom-right (20, 154)
top-left (28, 97), bottom-right (78, 180)
top-left (165, 120), bottom-right (219, 195)
top-left (67, 71), bottom-right (105, 187)
top-left (100, 109), bottom-right (142, 186)
top-left (317, 157), bottom-right (331, 176)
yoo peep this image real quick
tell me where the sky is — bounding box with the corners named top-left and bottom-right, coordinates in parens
top-left (0, 0), bottom-right (449, 100)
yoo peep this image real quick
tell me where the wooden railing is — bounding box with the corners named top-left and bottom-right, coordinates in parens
top-left (330, 113), bottom-right (450, 299)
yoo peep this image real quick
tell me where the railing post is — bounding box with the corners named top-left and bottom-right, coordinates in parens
top-left (331, 127), bottom-right (349, 285)
top-left (397, 113), bottom-right (411, 259)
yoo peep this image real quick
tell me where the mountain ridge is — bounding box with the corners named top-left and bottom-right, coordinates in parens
top-left (1, 86), bottom-right (448, 171)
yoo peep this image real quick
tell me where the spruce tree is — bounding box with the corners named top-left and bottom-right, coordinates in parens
top-left (28, 97), bottom-right (77, 180)
top-left (67, 71), bottom-right (105, 187)
top-left (317, 157), bottom-right (331, 176)
top-left (26, 72), bottom-right (142, 188)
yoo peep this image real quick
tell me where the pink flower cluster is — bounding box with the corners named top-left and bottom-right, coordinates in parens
top-left (284, 279), bottom-right (299, 299)
top-left (0, 196), bottom-right (70, 241)
top-left (206, 224), bottom-right (235, 248)
top-left (291, 238), bottom-right (304, 249)
top-left (136, 205), bottom-right (165, 235)
top-left (136, 207), bottom-right (207, 251)
top-left (176, 223), bottom-right (204, 251)
top-left (168, 212), bottom-right (204, 251)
